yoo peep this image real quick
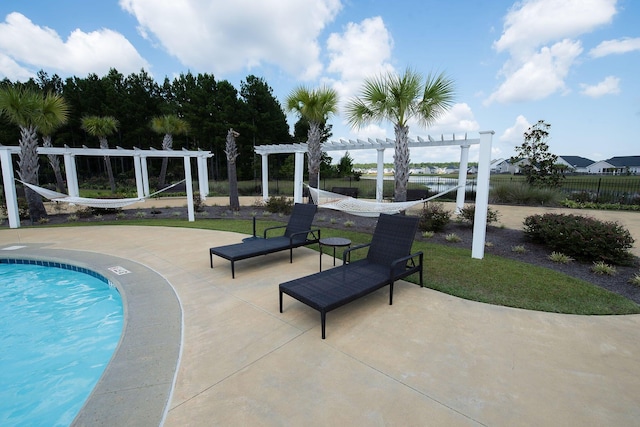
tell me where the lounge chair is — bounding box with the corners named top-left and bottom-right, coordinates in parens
top-left (209, 203), bottom-right (320, 278)
top-left (279, 213), bottom-right (423, 338)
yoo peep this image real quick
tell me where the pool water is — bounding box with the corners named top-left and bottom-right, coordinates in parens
top-left (0, 262), bottom-right (123, 427)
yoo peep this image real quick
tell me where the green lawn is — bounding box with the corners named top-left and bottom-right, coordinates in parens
top-left (46, 218), bottom-right (640, 315)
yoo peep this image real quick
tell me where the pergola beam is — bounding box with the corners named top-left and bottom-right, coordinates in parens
top-left (0, 145), bottom-right (213, 228)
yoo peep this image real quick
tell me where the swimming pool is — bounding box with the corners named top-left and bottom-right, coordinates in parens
top-left (0, 260), bottom-right (123, 427)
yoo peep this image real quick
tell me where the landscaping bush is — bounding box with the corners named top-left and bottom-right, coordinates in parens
top-left (264, 195), bottom-right (293, 214)
top-left (418, 202), bottom-right (451, 232)
top-left (457, 204), bottom-right (500, 226)
top-left (523, 213), bottom-right (635, 265)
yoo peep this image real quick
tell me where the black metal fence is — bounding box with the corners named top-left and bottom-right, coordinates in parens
top-left (313, 175), bottom-right (640, 205)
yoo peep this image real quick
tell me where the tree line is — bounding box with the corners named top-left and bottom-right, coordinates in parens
top-left (0, 69), bottom-right (296, 184)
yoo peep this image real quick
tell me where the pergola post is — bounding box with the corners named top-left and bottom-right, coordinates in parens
top-left (197, 154), bottom-right (209, 199)
top-left (63, 152), bottom-right (79, 197)
top-left (141, 156), bottom-right (150, 197)
top-left (456, 144), bottom-right (470, 213)
top-left (133, 155), bottom-right (144, 198)
top-left (0, 148), bottom-right (19, 228)
top-left (294, 151), bottom-right (304, 203)
top-left (376, 148), bottom-right (385, 202)
top-left (184, 156), bottom-right (195, 222)
top-left (471, 131), bottom-right (494, 259)
top-left (261, 154), bottom-right (269, 201)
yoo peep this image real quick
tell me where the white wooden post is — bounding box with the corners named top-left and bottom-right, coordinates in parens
top-left (184, 157), bottom-right (194, 222)
top-left (294, 151), bottom-right (304, 203)
top-left (197, 154), bottom-right (209, 199)
top-left (456, 144), bottom-right (470, 213)
top-left (376, 148), bottom-right (385, 202)
top-left (261, 154), bottom-right (269, 201)
top-left (141, 156), bottom-right (150, 197)
top-left (0, 148), bottom-right (20, 228)
top-left (471, 131), bottom-right (494, 259)
top-left (63, 152), bottom-right (79, 197)
top-left (133, 155), bottom-right (144, 198)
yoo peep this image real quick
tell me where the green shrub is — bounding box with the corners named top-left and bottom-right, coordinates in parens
top-left (523, 213), bottom-right (635, 265)
top-left (418, 202), bottom-right (451, 232)
top-left (457, 204), bottom-right (500, 226)
top-left (264, 195), bottom-right (293, 214)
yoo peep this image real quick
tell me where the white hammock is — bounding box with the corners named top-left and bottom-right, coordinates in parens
top-left (307, 185), bottom-right (462, 217)
top-left (18, 179), bottom-right (186, 209)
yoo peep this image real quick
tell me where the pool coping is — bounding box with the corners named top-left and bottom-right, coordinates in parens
top-left (1, 245), bottom-right (182, 426)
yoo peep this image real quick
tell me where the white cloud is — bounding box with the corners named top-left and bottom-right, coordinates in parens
top-left (488, 0), bottom-right (616, 105)
top-left (326, 17), bottom-right (394, 95)
top-left (580, 75), bottom-right (620, 97)
top-left (486, 39), bottom-right (582, 104)
top-left (0, 12), bottom-right (149, 80)
top-left (423, 103), bottom-right (480, 135)
top-left (500, 115), bottom-right (530, 145)
top-left (119, 0), bottom-right (341, 80)
top-left (589, 37), bottom-right (640, 57)
top-left (493, 0), bottom-right (616, 56)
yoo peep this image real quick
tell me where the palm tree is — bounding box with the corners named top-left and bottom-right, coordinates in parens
top-left (225, 128), bottom-right (241, 211)
top-left (286, 86), bottom-right (338, 190)
top-left (150, 115), bottom-right (190, 188)
top-left (346, 69), bottom-right (455, 201)
top-left (81, 115), bottom-right (119, 193)
top-left (0, 86), bottom-right (68, 221)
top-left (38, 92), bottom-right (70, 192)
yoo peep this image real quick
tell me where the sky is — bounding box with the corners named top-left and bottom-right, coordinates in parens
top-left (0, 0), bottom-right (639, 165)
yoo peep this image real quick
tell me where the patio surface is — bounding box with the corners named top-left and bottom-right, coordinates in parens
top-left (1, 200), bottom-right (639, 426)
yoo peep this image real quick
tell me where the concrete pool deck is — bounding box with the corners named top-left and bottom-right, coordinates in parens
top-left (1, 203), bottom-right (640, 425)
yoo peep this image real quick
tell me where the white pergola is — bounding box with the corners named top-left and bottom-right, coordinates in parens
top-left (0, 145), bottom-right (213, 228)
top-left (254, 130), bottom-right (494, 258)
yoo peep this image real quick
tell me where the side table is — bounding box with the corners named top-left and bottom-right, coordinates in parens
top-left (319, 237), bottom-right (351, 271)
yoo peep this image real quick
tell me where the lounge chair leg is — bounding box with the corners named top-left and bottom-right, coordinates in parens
top-left (279, 291), bottom-right (283, 313)
top-left (321, 312), bottom-right (326, 339)
top-left (389, 282), bottom-right (394, 305)
top-left (231, 262), bottom-right (235, 279)
top-left (210, 251), bottom-right (213, 268)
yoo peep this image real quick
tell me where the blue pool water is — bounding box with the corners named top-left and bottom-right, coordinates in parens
top-left (0, 261), bottom-right (123, 427)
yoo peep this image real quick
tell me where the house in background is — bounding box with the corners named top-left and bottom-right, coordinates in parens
top-left (586, 156), bottom-right (640, 175)
top-left (557, 156), bottom-right (594, 173)
top-left (490, 158), bottom-right (516, 174)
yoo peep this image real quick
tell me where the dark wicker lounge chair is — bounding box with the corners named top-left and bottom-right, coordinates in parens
top-left (279, 213), bottom-right (423, 338)
top-left (209, 203), bottom-right (320, 278)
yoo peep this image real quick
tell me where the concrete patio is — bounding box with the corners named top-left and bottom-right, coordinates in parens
top-left (1, 203), bottom-right (640, 426)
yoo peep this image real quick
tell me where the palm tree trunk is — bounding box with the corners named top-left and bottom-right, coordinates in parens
top-left (158, 134), bottom-right (173, 188)
top-left (99, 137), bottom-right (116, 193)
top-left (393, 124), bottom-right (410, 202)
top-left (225, 129), bottom-right (240, 211)
top-left (17, 125), bottom-right (47, 222)
top-left (43, 137), bottom-right (66, 192)
top-left (307, 122), bottom-right (322, 190)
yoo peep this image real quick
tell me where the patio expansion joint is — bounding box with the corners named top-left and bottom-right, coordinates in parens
top-left (168, 331), bottom-right (303, 412)
top-left (331, 345), bottom-right (489, 427)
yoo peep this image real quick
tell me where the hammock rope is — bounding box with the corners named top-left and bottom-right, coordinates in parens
top-left (306, 184), bottom-right (462, 217)
top-left (17, 179), bottom-right (186, 209)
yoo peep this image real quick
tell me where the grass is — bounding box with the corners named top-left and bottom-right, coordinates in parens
top-left (42, 217), bottom-right (640, 315)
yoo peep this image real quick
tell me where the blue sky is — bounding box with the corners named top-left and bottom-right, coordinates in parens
top-left (1, 0), bottom-right (638, 165)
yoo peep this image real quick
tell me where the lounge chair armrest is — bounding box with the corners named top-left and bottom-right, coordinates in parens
top-left (263, 224), bottom-right (287, 238)
top-left (389, 251), bottom-right (424, 279)
top-left (389, 251), bottom-right (424, 287)
top-left (342, 242), bottom-right (372, 264)
top-left (288, 228), bottom-right (321, 244)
